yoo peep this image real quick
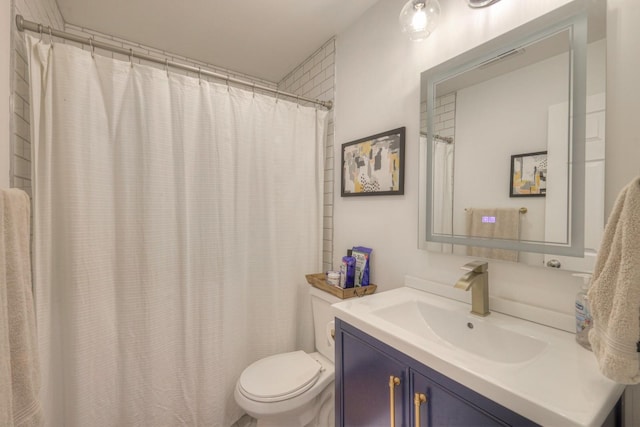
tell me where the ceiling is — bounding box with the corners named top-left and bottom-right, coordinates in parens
top-left (55, 0), bottom-right (381, 83)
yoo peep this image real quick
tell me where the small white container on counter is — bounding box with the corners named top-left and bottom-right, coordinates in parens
top-left (326, 271), bottom-right (341, 287)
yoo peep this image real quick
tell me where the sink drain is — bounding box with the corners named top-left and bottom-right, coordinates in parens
top-left (467, 322), bottom-right (474, 329)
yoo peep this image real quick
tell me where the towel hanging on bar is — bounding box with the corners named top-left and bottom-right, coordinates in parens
top-left (465, 207), bottom-right (521, 262)
top-left (0, 188), bottom-right (43, 427)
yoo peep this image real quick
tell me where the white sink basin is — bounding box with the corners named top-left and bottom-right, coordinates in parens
top-left (371, 299), bottom-right (547, 364)
top-left (332, 283), bottom-right (624, 427)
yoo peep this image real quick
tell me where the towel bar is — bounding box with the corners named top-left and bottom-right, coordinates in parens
top-left (464, 207), bottom-right (528, 214)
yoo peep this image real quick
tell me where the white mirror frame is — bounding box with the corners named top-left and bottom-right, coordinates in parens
top-left (419, 11), bottom-right (588, 257)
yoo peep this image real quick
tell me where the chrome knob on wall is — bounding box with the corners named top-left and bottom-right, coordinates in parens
top-left (546, 259), bottom-right (562, 268)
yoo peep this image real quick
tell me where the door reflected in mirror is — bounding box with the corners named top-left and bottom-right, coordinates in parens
top-left (419, 5), bottom-right (606, 272)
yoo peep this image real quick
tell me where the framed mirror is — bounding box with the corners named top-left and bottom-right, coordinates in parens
top-left (419, 4), bottom-right (606, 272)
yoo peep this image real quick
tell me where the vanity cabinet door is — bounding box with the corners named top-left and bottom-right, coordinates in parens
top-left (337, 319), bottom-right (539, 427)
top-left (337, 321), bottom-right (408, 427)
top-left (411, 370), bottom-right (505, 427)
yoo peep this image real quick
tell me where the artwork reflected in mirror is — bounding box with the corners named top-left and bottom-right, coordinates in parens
top-left (509, 151), bottom-right (547, 197)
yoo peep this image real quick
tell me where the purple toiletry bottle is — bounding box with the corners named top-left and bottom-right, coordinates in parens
top-left (340, 250), bottom-right (356, 288)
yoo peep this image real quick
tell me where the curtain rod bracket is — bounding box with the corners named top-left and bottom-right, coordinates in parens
top-left (16, 14), bottom-right (25, 31)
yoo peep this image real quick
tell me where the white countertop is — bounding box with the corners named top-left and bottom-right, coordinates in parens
top-left (332, 285), bottom-right (625, 427)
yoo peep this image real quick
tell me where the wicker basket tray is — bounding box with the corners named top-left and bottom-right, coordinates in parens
top-left (305, 273), bottom-right (377, 299)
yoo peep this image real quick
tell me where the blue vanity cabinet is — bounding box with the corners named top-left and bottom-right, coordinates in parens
top-left (411, 369), bottom-right (535, 426)
top-left (337, 318), bottom-right (409, 426)
top-left (335, 318), bottom-right (538, 427)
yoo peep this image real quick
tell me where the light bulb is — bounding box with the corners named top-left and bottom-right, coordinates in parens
top-left (399, 0), bottom-right (441, 41)
top-left (411, 5), bottom-right (427, 32)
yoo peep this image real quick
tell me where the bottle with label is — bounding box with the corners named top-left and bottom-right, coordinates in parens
top-left (339, 250), bottom-right (356, 288)
top-left (573, 273), bottom-right (593, 351)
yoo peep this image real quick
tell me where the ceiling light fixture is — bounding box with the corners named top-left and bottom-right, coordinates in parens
top-left (399, 0), bottom-right (441, 41)
top-left (467, 0), bottom-right (502, 8)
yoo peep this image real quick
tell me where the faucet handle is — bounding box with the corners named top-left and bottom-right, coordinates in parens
top-left (461, 260), bottom-right (488, 273)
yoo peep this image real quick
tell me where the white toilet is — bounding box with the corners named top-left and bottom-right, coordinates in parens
top-left (234, 287), bottom-right (340, 427)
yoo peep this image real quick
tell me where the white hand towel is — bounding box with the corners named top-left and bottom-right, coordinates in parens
top-left (0, 188), bottom-right (43, 426)
top-left (588, 176), bottom-right (640, 384)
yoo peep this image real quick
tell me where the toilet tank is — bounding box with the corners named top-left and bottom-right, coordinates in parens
top-left (309, 287), bottom-right (341, 363)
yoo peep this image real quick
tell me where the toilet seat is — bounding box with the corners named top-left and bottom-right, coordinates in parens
top-left (238, 351), bottom-right (323, 403)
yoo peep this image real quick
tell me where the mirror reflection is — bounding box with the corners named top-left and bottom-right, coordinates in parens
top-left (420, 8), bottom-right (605, 272)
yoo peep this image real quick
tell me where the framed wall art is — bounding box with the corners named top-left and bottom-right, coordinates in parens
top-left (509, 151), bottom-right (547, 197)
top-left (341, 127), bottom-right (405, 197)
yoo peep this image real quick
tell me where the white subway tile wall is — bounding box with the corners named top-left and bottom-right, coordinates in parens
top-left (11, 0), bottom-right (65, 195)
top-left (11, 0), bottom-right (336, 271)
top-left (278, 39), bottom-right (336, 272)
top-left (420, 93), bottom-right (457, 142)
top-left (434, 93), bottom-right (456, 140)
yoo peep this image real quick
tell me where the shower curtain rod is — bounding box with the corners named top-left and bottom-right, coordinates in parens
top-left (420, 131), bottom-right (454, 144)
top-left (15, 15), bottom-right (333, 110)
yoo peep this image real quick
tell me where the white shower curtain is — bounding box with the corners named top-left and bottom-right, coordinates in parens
top-left (431, 139), bottom-right (454, 253)
top-left (26, 36), bottom-right (326, 427)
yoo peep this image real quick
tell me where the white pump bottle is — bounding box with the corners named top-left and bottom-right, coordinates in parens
top-left (573, 273), bottom-right (593, 350)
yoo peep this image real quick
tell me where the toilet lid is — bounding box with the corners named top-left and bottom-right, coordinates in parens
top-left (238, 351), bottom-right (323, 402)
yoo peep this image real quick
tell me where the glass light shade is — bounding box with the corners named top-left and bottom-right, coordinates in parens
top-left (467, 0), bottom-right (501, 7)
top-left (399, 0), bottom-right (441, 41)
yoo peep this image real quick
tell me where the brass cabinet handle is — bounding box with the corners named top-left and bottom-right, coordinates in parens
top-left (389, 376), bottom-right (401, 427)
top-left (414, 393), bottom-right (427, 427)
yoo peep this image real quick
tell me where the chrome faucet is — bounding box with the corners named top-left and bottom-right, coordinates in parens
top-left (454, 260), bottom-right (490, 317)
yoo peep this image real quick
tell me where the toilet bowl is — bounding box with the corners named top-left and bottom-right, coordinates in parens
top-left (234, 287), bottom-right (340, 427)
top-left (234, 351), bottom-right (334, 427)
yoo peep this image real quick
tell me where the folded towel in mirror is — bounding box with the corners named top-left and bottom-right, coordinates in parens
top-left (465, 208), bottom-right (520, 262)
